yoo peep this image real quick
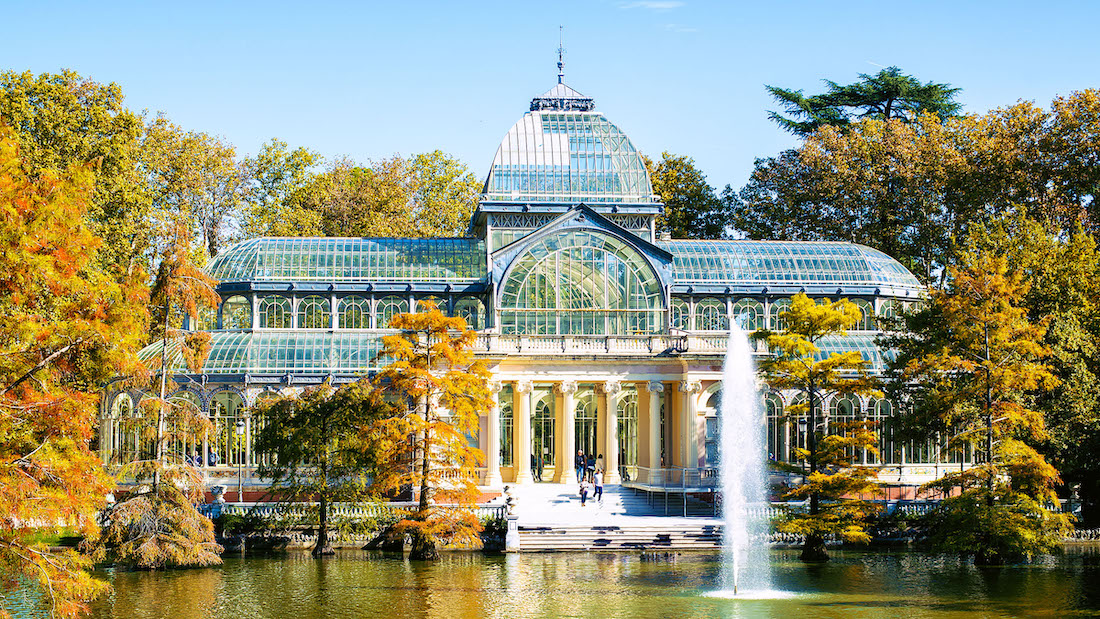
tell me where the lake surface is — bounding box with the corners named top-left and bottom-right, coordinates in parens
top-left (81, 547), bottom-right (1100, 618)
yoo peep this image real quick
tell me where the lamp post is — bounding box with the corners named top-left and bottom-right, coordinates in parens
top-left (235, 419), bottom-right (245, 504)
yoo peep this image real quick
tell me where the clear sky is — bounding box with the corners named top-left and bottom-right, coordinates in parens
top-left (3, 0), bottom-right (1097, 191)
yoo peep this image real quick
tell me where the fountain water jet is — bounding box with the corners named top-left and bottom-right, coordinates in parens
top-left (717, 322), bottom-right (771, 596)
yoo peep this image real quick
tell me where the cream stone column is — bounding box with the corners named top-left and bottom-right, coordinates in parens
top-left (484, 381), bottom-right (503, 487)
top-left (513, 381), bottom-right (534, 484)
top-left (600, 380), bottom-right (622, 484)
top-left (554, 381), bottom-right (578, 484)
top-left (679, 381), bottom-right (702, 470)
top-left (642, 381), bottom-right (664, 483)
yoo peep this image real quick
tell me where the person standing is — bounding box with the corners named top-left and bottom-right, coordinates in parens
top-left (579, 477), bottom-right (590, 507)
top-left (575, 449), bottom-right (585, 482)
top-left (530, 452), bottom-right (539, 482)
top-left (595, 453), bottom-right (605, 477)
top-left (206, 446), bottom-right (219, 467)
top-left (593, 471), bottom-right (604, 505)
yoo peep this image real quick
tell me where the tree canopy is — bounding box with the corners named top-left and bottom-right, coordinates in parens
top-left (645, 152), bottom-right (732, 239)
top-left (767, 66), bottom-right (962, 136)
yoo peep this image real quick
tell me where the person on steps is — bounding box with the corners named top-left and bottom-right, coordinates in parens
top-left (575, 450), bottom-right (585, 482)
top-left (593, 471), bottom-right (604, 505)
top-left (579, 477), bottom-right (590, 506)
top-left (595, 453), bottom-right (604, 477)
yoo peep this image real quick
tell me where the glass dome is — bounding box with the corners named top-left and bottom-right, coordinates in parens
top-left (482, 86), bottom-right (654, 205)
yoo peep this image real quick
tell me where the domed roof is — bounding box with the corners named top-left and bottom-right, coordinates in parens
top-left (481, 83), bottom-right (655, 205)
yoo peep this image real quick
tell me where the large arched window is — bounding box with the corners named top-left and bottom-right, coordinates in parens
top-left (258, 296), bottom-right (292, 329)
top-left (830, 394), bottom-right (862, 461)
top-left (210, 391), bottom-right (247, 467)
top-left (575, 389), bottom-right (598, 458)
top-left (852, 299), bottom-right (875, 330)
top-left (339, 296), bottom-right (370, 329)
top-left (499, 385), bottom-right (513, 467)
top-left (877, 299), bottom-right (898, 329)
top-left (499, 230), bottom-right (663, 335)
top-left (670, 298), bottom-right (689, 330)
top-left (298, 295), bottom-right (330, 329)
top-left (532, 389), bottom-right (555, 468)
top-left (454, 297), bottom-right (485, 330)
top-left (376, 296), bottom-right (408, 329)
top-left (764, 392), bottom-right (784, 462)
top-left (731, 298), bottom-right (764, 331)
top-left (220, 295), bottom-right (251, 330)
top-left (695, 298), bottom-right (728, 331)
top-left (769, 298), bottom-right (791, 331)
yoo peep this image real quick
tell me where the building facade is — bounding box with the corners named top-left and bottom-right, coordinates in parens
top-left (102, 81), bottom-right (964, 493)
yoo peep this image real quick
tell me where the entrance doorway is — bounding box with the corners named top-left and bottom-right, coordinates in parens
top-left (575, 390), bottom-right (598, 464)
top-left (531, 388), bottom-right (555, 482)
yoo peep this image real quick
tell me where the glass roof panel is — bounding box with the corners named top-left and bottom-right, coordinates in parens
top-left (138, 332), bottom-right (389, 375)
top-left (206, 237), bottom-right (487, 283)
top-left (658, 240), bottom-right (921, 289)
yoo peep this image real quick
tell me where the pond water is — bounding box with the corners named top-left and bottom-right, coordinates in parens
top-left (74, 548), bottom-right (1100, 619)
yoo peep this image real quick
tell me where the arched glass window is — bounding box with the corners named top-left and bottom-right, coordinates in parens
top-left (499, 230), bottom-right (663, 335)
top-left (210, 391), bottom-right (247, 467)
top-left (532, 388), bottom-right (555, 468)
top-left (376, 296), bottom-right (409, 329)
top-left (764, 393), bottom-right (784, 462)
top-left (298, 295), bottom-right (330, 329)
top-left (671, 297), bottom-right (689, 330)
top-left (166, 390), bottom-right (203, 465)
top-left (617, 387), bottom-right (639, 480)
top-left (338, 296), bottom-right (370, 329)
top-left (704, 390), bottom-right (720, 467)
top-left (258, 296), bottom-right (291, 329)
top-left (731, 298), bottom-right (764, 331)
top-left (454, 297), bottom-right (485, 330)
top-left (499, 385), bottom-right (513, 467)
top-left (220, 295), bottom-right (251, 330)
top-left (695, 298), bottom-right (729, 331)
top-left (575, 389), bottom-right (598, 458)
top-left (851, 299), bottom-right (875, 330)
top-left (830, 394), bottom-right (862, 461)
top-left (194, 306), bottom-right (217, 331)
top-left (866, 398), bottom-right (895, 465)
top-left (107, 393), bottom-right (137, 465)
top-left (769, 298), bottom-right (791, 331)
top-left (789, 392), bottom-right (826, 461)
top-left (878, 299), bottom-right (898, 329)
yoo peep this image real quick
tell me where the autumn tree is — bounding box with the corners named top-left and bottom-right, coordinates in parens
top-left (644, 152), bottom-right (732, 239)
top-left (0, 69), bottom-right (150, 275)
top-left (0, 127), bottom-right (147, 617)
top-left (253, 381), bottom-right (391, 556)
top-left (92, 221), bottom-right (224, 570)
top-left (888, 248), bottom-right (1071, 564)
top-left (766, 66), bottom-right (962, 136)
top-left (373, 302), bottom-right (491, 560)
top-left (753, 294), bottom-right (881, 562)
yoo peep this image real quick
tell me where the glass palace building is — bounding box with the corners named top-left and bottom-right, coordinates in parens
top-left (103, 80), bottom-right (961, 495)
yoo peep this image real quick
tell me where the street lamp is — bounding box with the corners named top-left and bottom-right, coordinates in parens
top-left (235, 419), bottom-right (245, 504)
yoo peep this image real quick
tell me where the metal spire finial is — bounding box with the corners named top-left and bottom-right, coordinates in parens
top-left (557, 26), bottom-right (565, 84)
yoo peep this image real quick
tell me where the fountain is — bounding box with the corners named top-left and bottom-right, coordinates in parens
top-left (715, 322), bottom-right (772, 597)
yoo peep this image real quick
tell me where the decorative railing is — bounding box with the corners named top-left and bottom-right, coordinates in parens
top-left (204, 501), bottom-right (507, 522)
top-left (473, 333), bottom-right (744, 356)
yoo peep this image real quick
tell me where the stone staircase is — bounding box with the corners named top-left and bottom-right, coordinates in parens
top-left (508, 482), bottom-right (723, 551)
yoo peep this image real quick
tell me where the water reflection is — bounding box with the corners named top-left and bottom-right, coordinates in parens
top-left (83, 549), bottom-right (1100, 619)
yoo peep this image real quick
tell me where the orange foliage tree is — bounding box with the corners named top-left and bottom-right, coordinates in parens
top-left (0, 126), bottom-right (148, 617)
top-left (372, 302), bottom-right (491, 560)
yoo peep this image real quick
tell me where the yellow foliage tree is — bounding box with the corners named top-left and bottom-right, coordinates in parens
top-left (754, 293), bottom-right (882, 562)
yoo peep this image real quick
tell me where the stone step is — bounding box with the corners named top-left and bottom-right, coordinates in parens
top-left (517, 526), bottom-right (723, 551)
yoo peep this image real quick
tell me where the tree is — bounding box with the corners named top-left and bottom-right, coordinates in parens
top-left (372, 302), bottom-right (491, 560)
top-left (767, 66), bottom-right (962, 136)
top-left (0, 127), bottom-right (147, 617)
top-left (753, 294), bottom-right (881, 562)
top-left (0, 70), bottom-right (150, 276)
top-left (888, 247), bottom-right (1071, 564)
top-left (644, 152), bottom-right (732, 239)
top-left (142, 116), bottom-right (246, 259)
top-left (238, 138), bottom-right (323, 239)
top-left (92, 221), bottom-right (224, 570)
top-left (253, 381), bottom-right (391, 556)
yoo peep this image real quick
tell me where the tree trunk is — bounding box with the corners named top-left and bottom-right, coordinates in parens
top-left (409, 423), bottom-right (439, 561)
top-left (801, 533), bottom-right (829, 562)
top-left (802, 381), bottom-right (829, 562)
top-left (154, 293), bottom-right (171, 493)
top-left (313, 492), bottom-right (334, 556)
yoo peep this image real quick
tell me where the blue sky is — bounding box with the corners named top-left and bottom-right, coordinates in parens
top-left (4, 1), bottom-right (1097, 190)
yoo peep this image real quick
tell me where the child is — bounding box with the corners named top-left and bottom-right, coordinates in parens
top-left (579, 478), bottom-right (590, 506)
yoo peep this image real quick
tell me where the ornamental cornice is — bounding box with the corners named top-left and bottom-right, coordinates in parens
top-left (515, 380), bottom-right (534, 394)
top-left (598, 380), bottom-right (622, 395)
top-left (643, 381), bottom-right (665, 393)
